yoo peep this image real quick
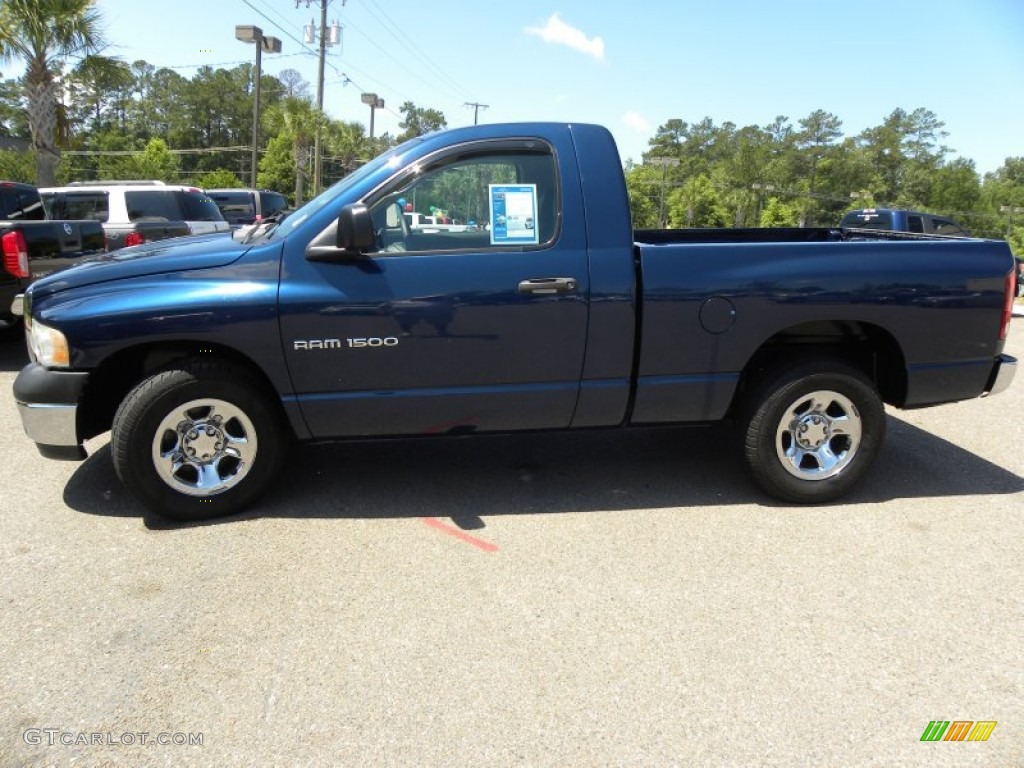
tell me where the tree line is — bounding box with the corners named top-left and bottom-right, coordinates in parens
top-left (626, 109), bottom-right (1023, 250)
top-left (0, 54), bottom-right (443, 206)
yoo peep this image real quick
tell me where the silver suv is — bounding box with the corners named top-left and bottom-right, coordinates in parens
top-left (40, 181), bottom-right (230, 250)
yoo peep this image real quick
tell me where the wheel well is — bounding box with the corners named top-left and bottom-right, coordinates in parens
top-left (77, 342), bottom-right (282, 441)
top-left (733, 320), bottom-right (907, 413)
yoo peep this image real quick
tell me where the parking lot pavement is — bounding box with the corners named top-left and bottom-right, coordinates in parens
top-left (0, 329), bottom-right (1021, 767)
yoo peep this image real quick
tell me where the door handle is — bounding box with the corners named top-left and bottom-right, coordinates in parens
top-left (517, 277), bottom-right (577, 295)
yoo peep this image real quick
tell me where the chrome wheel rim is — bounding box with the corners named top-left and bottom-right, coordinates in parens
top-left (775, 389), bottom-right (861, 481)
top-left (151, 399), bottom-right (257, 496)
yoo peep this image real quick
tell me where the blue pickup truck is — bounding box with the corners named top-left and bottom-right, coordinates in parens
top-left (11, 123), bottom-right (1018, 520)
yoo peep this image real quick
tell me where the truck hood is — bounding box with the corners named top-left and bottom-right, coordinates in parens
top-left (26, 232), bottom-right (247, 303)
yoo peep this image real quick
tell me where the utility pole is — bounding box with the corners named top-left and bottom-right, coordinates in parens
top-left (299, 0), bottom-right (342, 195)
top-left (463, 102), bottom-right (489, 125)
top-left (314, 0), bottom-right (327, 195)
top-left (649, 156), bottom-right (679, 228)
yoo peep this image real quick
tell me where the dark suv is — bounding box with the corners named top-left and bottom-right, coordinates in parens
top-left (207, 188), bottom-right (289, 228)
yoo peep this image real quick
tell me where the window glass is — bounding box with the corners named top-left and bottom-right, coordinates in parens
top-left (0, 188), bottom-right (44, 220)
top-left (49, 192), bottom-right (109, 222)
top-left (210, 193), bottom-right (255, 225)
top-left (125, 190), bottom-right (183, 221)
top-left (260, 192), bottom-right (288, 217)
top-left (907, 215), bottom-right (925, 233)
top-left (366, 147), bottom-right (557, 254)
top-left (841, 210), bottom-right (893, 230)
top-left (179, 191), bottom-right (224, 222)
top-left (932, 219), bottom-right (965, 236)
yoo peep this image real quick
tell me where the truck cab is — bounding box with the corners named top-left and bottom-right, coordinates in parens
top-left (840, 208), bottom-right (970, 237)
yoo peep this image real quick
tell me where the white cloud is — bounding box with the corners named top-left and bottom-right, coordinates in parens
top-left (524, 13), bottom-right (605, 61)
top-left (622, 111), bottom-right (650, 133)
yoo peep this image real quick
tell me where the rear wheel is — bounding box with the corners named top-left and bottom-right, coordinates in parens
top-left (111, 359), bottom-right (288, 521)
top-left (743, 359), bottom-right (886, 503)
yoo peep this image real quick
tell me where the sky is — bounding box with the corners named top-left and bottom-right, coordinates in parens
top-left (17, 0), bottom-right (1024, 174)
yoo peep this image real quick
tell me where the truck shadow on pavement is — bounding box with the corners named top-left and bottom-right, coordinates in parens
top-left (62, 416), bottom-right (1023, 529)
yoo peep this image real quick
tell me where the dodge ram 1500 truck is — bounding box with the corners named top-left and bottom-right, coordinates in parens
top-left (11, 123), bottom-right (1018, 520)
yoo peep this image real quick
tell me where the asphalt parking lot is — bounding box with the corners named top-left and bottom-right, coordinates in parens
top-left (0, 326), bottom-right (1021, 767)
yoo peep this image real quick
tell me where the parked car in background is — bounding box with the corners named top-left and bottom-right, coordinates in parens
top-left (40, 181), bottom-right (229, 251)
top-left (1, 180), bottom-right (106, 334)
top-left (840, 208), bottom-right (970, 237)
top-left (206, 188), bottom-right (289, 228)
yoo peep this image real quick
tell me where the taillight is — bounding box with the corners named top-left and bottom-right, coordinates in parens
top-left (124, 232), bottom-right (145, 247)
top-left (999, 270), bottom-right (1014, 341)
top-left (2, 230), bottom-right (29, 278)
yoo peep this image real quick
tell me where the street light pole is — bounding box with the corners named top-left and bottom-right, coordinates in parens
top-left (236, 25), bottom-right (281, 189)
top-left (361, 92), bottom-right (384, 139)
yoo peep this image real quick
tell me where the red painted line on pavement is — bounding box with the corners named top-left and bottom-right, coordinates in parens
top-left (422, 517), bottom-right (499, 553)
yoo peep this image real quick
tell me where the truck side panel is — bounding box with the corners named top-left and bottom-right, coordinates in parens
top-left (630, 237), bottom-right (1012, 423)
top-left (566, 123), bottom-right (637, 428)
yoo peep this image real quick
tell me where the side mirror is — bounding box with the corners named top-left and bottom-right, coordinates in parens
top-left (338, 203), bottom-right (375, 251)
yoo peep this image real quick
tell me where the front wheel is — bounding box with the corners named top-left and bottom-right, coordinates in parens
top-left (742, 360), bottom-right (886, 504)
top-left (111, 359), bottom-right (288, 520)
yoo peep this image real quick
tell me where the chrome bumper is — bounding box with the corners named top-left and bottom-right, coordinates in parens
top-left (13, 363), bottom-right (89, 460)
top-left (11, 293), bottom-right (24, 316)
top-left (16, 401), bottom-right (80, 446)
top-left (983, 354), bottom-right (1017, 397)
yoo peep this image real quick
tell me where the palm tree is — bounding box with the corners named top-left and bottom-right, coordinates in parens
top-left (0, 0), bottom-right (104, 185)
top-left (265, 97), bottom-right (324, 206)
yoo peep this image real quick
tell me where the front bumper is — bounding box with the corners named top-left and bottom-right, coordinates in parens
top-left (983, 354), bottom-right (1017, 397)
top-left (13, 363), bottom-right (89, 460)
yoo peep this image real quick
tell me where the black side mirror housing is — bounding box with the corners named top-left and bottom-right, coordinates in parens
top-left (338, 203), bottom-right (375, 251)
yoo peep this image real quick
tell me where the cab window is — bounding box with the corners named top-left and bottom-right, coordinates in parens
top-left (366, 145), bottom-right (558, 254)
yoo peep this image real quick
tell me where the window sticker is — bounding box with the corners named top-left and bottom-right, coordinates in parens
top-left (489, 184), bottom-right (539, 245)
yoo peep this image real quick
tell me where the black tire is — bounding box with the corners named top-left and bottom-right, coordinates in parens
top-left (111, 359), bottom-right (289, 521)
top-left (742, 359), bottom-right (886, 504)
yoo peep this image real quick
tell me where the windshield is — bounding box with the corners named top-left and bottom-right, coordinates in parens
top-left (269, 137), bottom-right (423, 240)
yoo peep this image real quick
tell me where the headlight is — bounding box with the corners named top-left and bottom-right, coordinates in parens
top-left (27, 317), bottom-right (70, 368)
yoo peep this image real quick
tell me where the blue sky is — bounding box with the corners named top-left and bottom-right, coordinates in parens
top-left (29, 0), bottom-right (1024, 173)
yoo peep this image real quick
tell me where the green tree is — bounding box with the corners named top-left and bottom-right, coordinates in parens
top-left (760, 197), bottom-right (800, 227)
top-left (668, 174), bottom-right (728, 228)
top-left (397, 101), bottom-right (446, 141)
top-left (67, 54), bottom-right (132, 133)
top-left (131, 136), bottom-right (177, 180)
top-left (323, 119), bottom-right (370, 185)
top-left (0, 0), bottom-right (104, 185)
top-left (264, 97), bottom-right (324, 205)
top-left (257, 133), bottom-right (296, 203)
top-left (795, 110), bottom-right (842, 225)
top-left (0, 147), bottom-right (34, 181)
top-left (624, 162), bottom-right (660, 228)
top-left (0, 72), bottom-right (29, 136)
top-left (195, 168), bottom-right (243, 189)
